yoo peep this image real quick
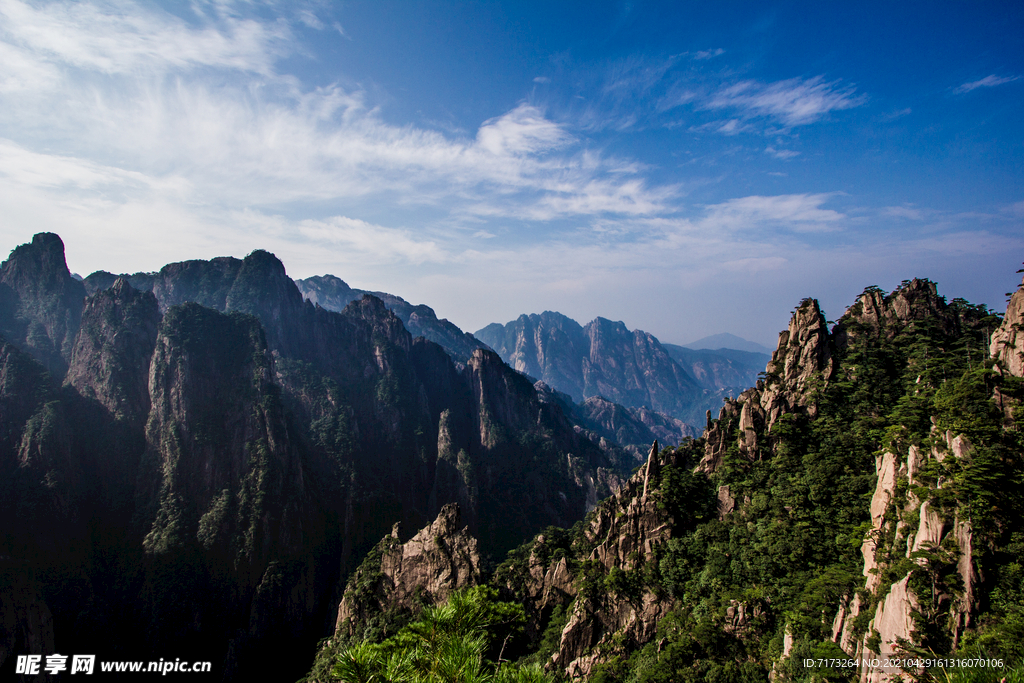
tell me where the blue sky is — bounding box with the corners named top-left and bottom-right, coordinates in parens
top-left (0, 1), bottom-right (1021, 346)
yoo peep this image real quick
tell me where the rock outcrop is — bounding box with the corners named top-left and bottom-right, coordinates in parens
top-left (697, 298), bottom-right (832, 472)
top-left (991, 274), bottom-right (1024, 378)
top-left (334, 504), bottom-right (483, 638)
top-left (64, 278), bottom-right (160, 426)
top-left (0, 233), bottom-right (86, 378)
top-left (503, 443), bottom-right (686, 679)
top-left (840, 430), bottom-right (980, 681)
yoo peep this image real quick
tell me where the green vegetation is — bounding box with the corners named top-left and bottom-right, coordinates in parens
top-left (484, 282), bottom-right (1023, 682)
top-left (325, 587), bottom-right (551, 683)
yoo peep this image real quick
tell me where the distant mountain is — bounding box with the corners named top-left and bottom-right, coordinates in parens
top-left (662, 343), bottom-right (770, 393)
top-left (681, 332), bottom-right (773, 354)
top-left (293, 275), bottom-right (490, 363)
top-left (533, 382), bottom-right (694, 459)
top-left (476, 312), bottom-right (708, 425)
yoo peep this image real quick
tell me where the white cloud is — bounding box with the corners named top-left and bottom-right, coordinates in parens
top-left (297, 10), bottom-right (324, 31)
top-left (474, 104), bottom-right (571, 156)
top-left (706, 76), bottom-right (866, 126)
top-left (954, 74), bottom-right (1020, 94)
top-left (882, 205), bottom-right (924, 220)
top-left (693, 48), bottom-right (724, 60)
top-left (0, 1), bottom-right (675, 226)
top-left (0, 0), bottom-right (291, 76)
top-left (765, 146), bottom-right (799, 159)
top-left (698, 194), bottom-right (846, 233)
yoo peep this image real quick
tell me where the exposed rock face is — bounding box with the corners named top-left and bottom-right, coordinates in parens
top-left (836, 279), bottom-right (954, 345)
top-left (138, 303), bottom-right (305, 568)
top-left (292, 274), bottom-right (358, 311)
top-left (65, 278), bottom-right (160, 426)
top-left (759, 298), bottom-right (834, 427)
top-left (334, 504), bottom-right (483, 638)
top-left (862, 451), bottom-right (898, 592)
top-left (865, 576), bottom-right (917, 681)
top-left (991, 274), bottom-right (1024, 377)
top-left (476, 312), bottom-right (705, 424)
top-left (696, 298), bottom-right (833, 473)
top-left (504, 443), bottom-right (684, 679)
top-left (851, 428), bottom-right (980, 679)
top-left (0, 233), bottom-right (86, 378)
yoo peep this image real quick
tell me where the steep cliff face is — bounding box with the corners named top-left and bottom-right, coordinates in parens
top-left (4, 233), bottom-right (636, 682)
top-left (488, 442), bottom-right (709, 679)
top-left (0, 233), bottom-right (86, 378)
top-left (476, 312), bottom-right (706, 424)
top-left (844, 431), bottom-right (982, 681)
top-left (333, 504), bottom-right (483, 639)
top-left (696, 297), bottom-right (832, 473)
top-left (462, 349), bottom-right (617, 550)
top-left (65, 278), bottom-right (160, 426)
top-left (991, 274), bottom-right (1024, 378)
top-left (137, 303), bottom-right (306, 567)
top-left (476, 312), bottom-right (591, 398)
top-left (759, 297), bottom-right (834, 427)
top-left (0, 338), bottom-right (78, 559)
top-left (569, 394), bottom-right (692, 461)
top-left (549, 444), bottom-right (676, 678)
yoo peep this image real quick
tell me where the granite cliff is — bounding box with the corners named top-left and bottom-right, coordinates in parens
top-left (1, 233), bottom-right (634, 682)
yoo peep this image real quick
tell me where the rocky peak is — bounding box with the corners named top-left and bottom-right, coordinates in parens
top-left (991, 274), bottom-right (1024, 377)
top-left (695, 298), bottom-right (832, 472)
top-left (223, 250), bottom-right (306, 355)
top-left (342, 294), bottom-right (413, 355)
top-left (836, 279), bottom-right (953, 346)
top-left (333, 503), bottom-right (483, 638)
top-left (758, 297), bottom-right (834, 427)
top-left (532, 442), bottom-right (676, 677)
top-left (147, 256), bottom-right (242, 311)
top-left (0, 233), bottom-right (86, 377)
top-left (65, 278), bottom-right (160, 425)
top-left (295, 274), bottom-right (358, 311)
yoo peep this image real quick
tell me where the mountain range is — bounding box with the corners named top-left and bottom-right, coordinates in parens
top-left (475, 312), bottom-right (770, 426)
top-left (304, 275), bottom-right (1024, 683)
top-left (3, 232), bottom-right (1021, 683)
top-left (1, 234), bottom-right (650, 681)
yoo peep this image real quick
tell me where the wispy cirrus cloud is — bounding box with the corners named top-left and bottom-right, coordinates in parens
top-left (693, 48), bottom-right (725, 60)
top-left (0, 0), bottom-right (291, 76)
top-left (697, 193), bottom-right (846, 233)
top-left (765, 146), bottom-right (799, 160)
top-left (954, 74), bottom-right (1020, 94)
top-left (0, 1), bottom-right (675, 225)
top-left (705, 75), bottom-right (866, 126)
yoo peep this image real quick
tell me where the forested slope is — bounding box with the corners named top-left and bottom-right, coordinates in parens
top-left (310, 276), bottom-right (1024, 683)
